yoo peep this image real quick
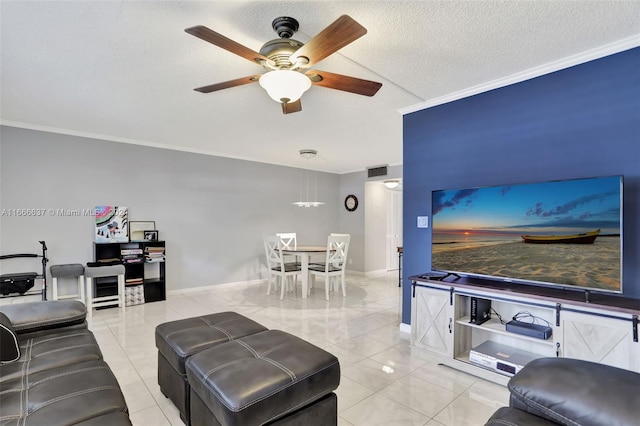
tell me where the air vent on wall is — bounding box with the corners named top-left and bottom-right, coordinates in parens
top-left (367, 165), bottom-right (388, 178)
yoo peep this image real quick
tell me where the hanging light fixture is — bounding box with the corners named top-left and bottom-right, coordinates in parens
top-left (292, 149), bottom-right (325, 207)
top-left (259, 70), bottom-right (312, 104)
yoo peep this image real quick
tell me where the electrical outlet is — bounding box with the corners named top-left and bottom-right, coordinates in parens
top-left (349, 259), bottom-right (353, 264)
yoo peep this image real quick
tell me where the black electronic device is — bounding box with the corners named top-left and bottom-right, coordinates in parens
top-left (506, 319), bottom-right (553, 340)
top-left (470, 297), bottom-right (491, 325)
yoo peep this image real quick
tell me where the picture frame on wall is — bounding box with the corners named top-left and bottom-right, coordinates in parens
top-left (143, 230), bottom-right (159, 241)
top-left (129, 221), bottom-right (156, 242)
top-left (95, 206), bottom-right (128, 243)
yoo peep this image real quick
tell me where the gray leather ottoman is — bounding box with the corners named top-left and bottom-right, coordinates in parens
top-left (155, 312), bottom-right (268, 423)
top-left (186, 329), bottom-right (340, 426)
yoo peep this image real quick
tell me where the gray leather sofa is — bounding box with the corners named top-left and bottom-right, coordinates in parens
top-left (0, 300), bottom-right (131, 426)
top-left (485, 357), bottom-right (640, 426)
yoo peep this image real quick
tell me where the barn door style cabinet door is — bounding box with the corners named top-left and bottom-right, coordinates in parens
top-left (558, 309), bottom-right (640, 373)
top-left (411, 284), bottom-right (454, 357)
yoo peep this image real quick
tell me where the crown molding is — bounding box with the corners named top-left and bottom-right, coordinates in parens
top-left (398, 35), bottom-right (640, 116)
top-left (0, 120), bottom-right (332, 172)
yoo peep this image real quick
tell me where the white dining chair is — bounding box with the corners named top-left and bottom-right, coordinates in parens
top-left (309, 234), bottom-right (350, 300)
top-left (311, 233), bottom-right (349, 266)
top-left (276, 232), bottom-right (300, 267)
top-left (276, 232), bottom-right (297, 249)
top-left (263, 235), bottom-right (301, 300)
top-left (308, 233), bottom-right (347, 284)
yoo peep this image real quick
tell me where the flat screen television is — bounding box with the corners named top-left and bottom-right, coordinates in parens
top-left (431, 175), bottom-right (622, 294)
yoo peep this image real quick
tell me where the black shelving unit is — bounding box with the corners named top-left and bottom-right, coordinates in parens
top-left (94, 241), bottom-right (166, 304)
top-left (142, 241), bottom-right (166, 302)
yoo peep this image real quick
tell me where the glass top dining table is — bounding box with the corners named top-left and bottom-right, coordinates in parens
top-left (280, 246), bottom-right (327, 299)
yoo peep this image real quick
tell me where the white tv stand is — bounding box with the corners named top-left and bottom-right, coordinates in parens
top-left (410, 275), bottom-right (640, 385)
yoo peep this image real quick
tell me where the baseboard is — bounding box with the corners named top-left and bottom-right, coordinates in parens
top-left (166, 279), bottom-right (264, 295)
top-left (166, 269), bottom-right (397, 295)
top-left (167, 271), bottom-right (377, 294)
top-left (364, 269), bottom-right (391, 278)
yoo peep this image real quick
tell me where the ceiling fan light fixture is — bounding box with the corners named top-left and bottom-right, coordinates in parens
top-left (259, 70), bottom-right (311, 103)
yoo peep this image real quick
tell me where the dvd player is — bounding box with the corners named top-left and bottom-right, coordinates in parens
top-left (469, 341), bottom-right (538, 376)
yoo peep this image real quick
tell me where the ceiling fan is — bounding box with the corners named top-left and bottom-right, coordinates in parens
top-left (185, 15), bottom-right (382, 114)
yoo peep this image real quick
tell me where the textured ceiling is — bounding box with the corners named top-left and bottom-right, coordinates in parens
top-left (1, 1), bottom-right (639, 173)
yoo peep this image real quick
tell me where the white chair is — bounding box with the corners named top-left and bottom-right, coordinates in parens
top-left (263, 235), bottom-right (301, 300)
top-left (309, 234), bottom-right (350, 300)
top-left (276, 232), bottom-right (297, 249)
top-left (276, 233), bottom-right (299, 267)
top-left (310, 233), bottom-right (349, 266)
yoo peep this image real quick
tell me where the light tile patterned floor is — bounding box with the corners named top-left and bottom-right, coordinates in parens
top-left (84, 272), bottom-right (509, 425)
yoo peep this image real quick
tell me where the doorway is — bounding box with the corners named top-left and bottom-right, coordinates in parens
top-left (386, 186), bottom-right (403, 271)
top-left (363, 180), bottom-right (403, 274)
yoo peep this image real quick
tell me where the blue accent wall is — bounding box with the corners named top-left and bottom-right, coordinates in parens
top-left (402, 47), bottom-right (640, 325)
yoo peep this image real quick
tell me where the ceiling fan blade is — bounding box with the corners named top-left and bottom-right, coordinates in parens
top-left (185, 26), bottom-right (270, 65)
top-left (307, 70), bottom-right (382, 97)
top-left (194, 75), bottom-right (261, 93)
top-left (289, 15), bottom-right (367, 67)
top-left (282, 99), bottom-right (302, 114)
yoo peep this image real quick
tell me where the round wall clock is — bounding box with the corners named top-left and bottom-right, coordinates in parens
top-left (344, 194), bottom-right (358, 212)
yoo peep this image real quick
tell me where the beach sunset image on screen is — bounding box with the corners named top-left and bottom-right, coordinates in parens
top-left (431, 176), bottom-right (622, 292)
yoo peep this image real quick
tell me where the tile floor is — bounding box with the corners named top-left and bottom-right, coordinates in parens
top-left (84, 272), bottom-right (509, 425)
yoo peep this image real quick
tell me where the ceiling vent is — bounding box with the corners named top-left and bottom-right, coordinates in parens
top-left (367, 165), bottom-right (388, 178)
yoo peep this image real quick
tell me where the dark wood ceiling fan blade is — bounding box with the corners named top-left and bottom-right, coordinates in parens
top-left (194, 75), bottom-right (261, 93)
top-left (289, 15), bottom-right (367, 67)
top-left (308, 70), bottom-right (382, 96)
top-left (185, 26), bottom-right (270, 65)
top-left (282, 99), bottom-right (302, 114)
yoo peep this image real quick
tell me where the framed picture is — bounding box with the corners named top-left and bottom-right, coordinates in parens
top-left (143, 230), bottom-right (159, 241)
top-left (129, 221), bottom-right (156, 241)
top-left (95, 206), bottom-right (128, 243)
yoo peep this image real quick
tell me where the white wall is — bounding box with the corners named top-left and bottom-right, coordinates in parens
top-left (0, 126), bottom-right (340, 293)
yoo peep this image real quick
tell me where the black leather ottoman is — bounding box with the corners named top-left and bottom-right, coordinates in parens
top-left (155, 312), bottom-right (268, 424)
top-left (186, 329), bottom-right (340, 426)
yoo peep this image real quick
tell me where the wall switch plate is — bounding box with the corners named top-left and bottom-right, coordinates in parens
top-left (417, 216), bottom-right (429, 228)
